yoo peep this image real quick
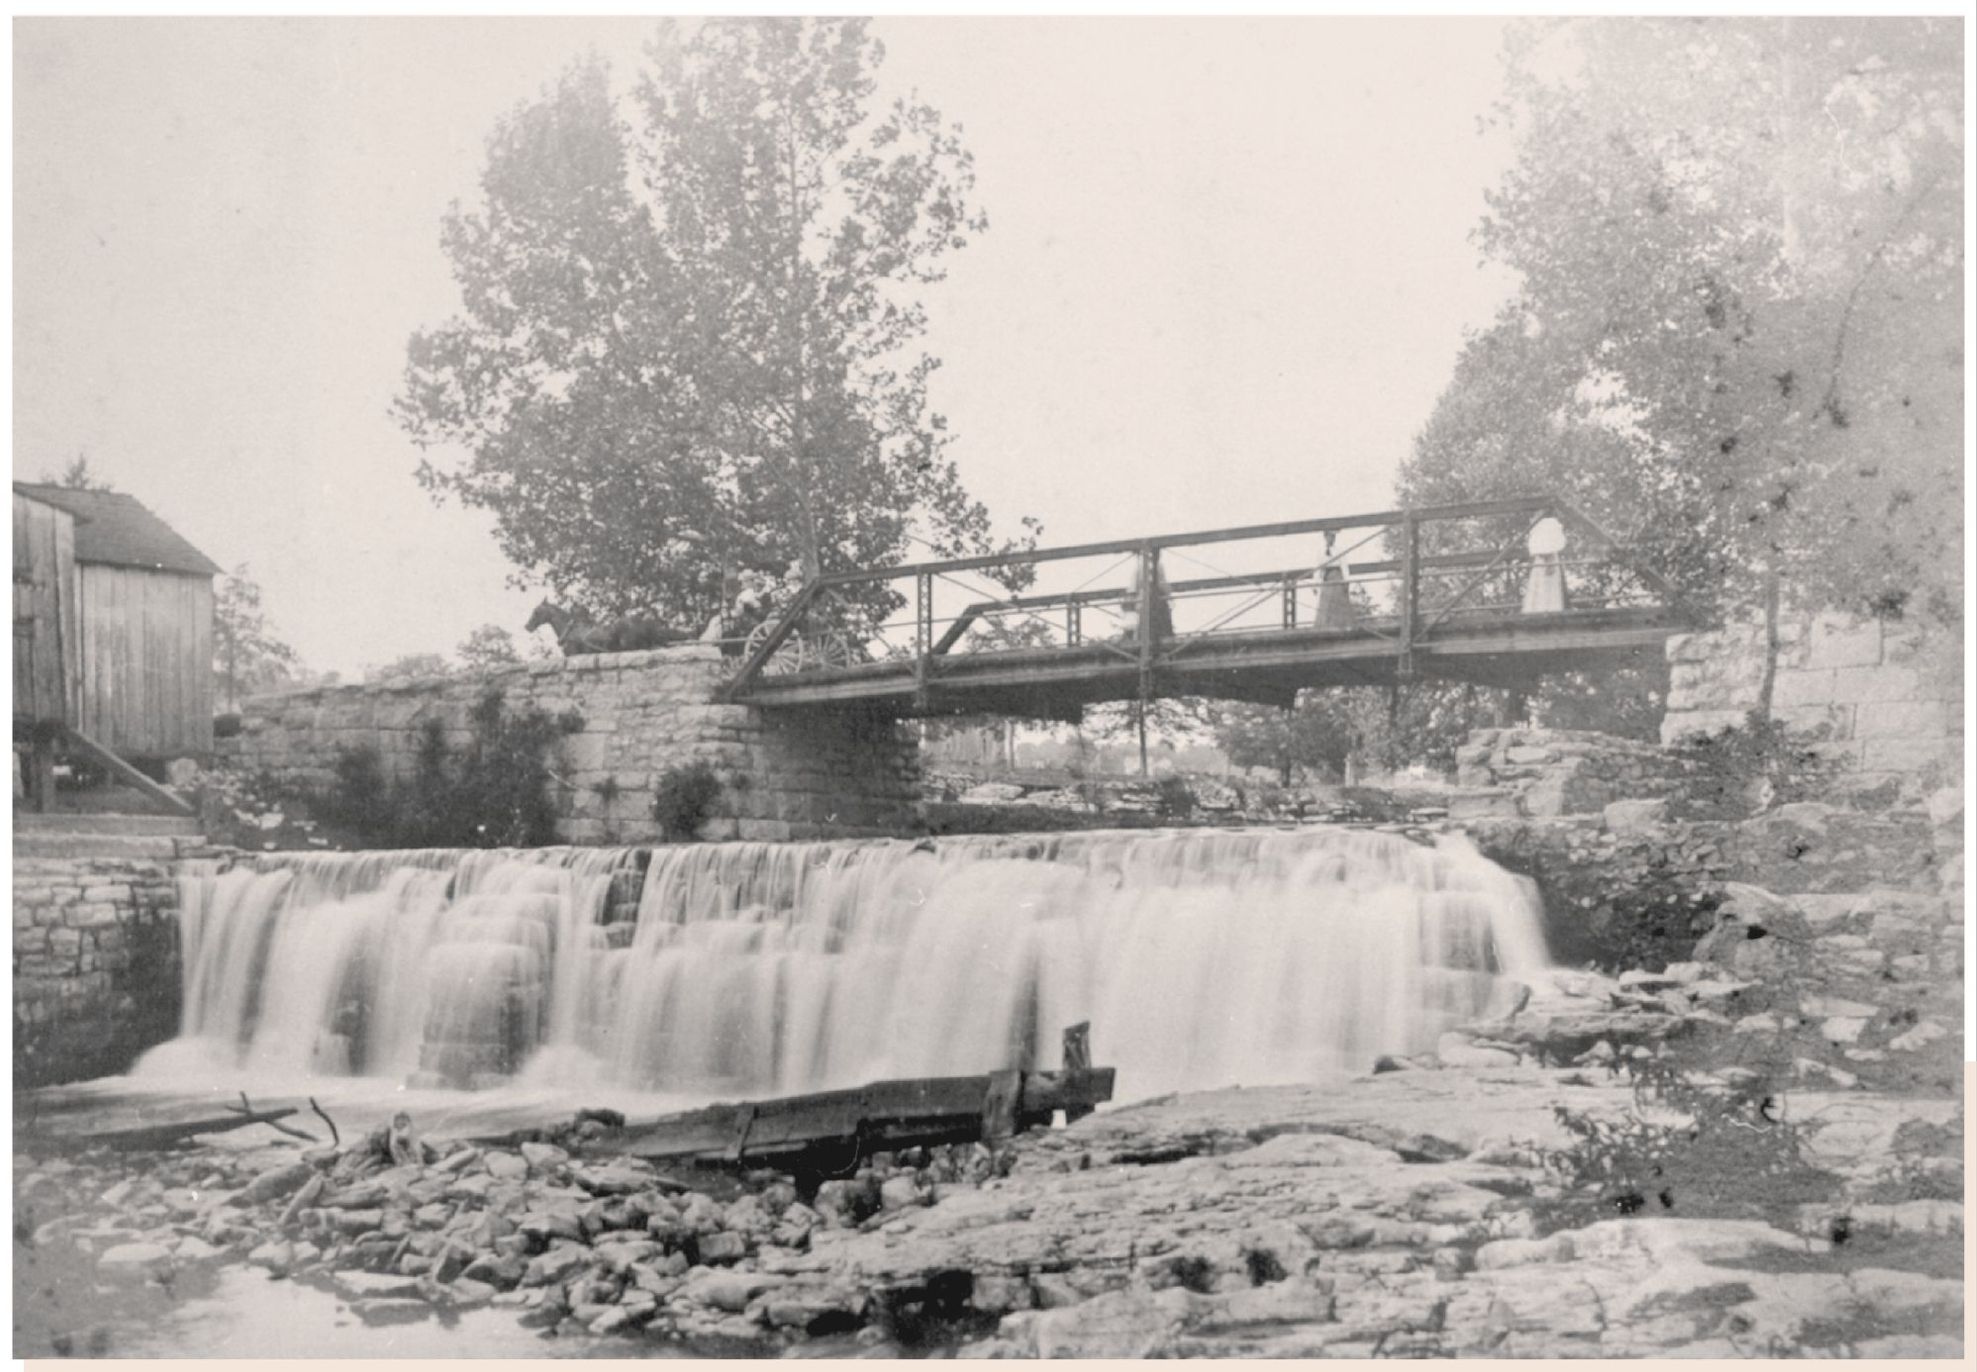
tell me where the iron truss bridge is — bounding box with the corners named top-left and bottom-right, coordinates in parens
top-left (721, 495), bottom-right (1695, 720)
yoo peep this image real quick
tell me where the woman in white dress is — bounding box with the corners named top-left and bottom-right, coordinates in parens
top-left (1314, 530), bottom-right (1353, 629)
top-left (1521, 516), bottom-right (1568, 614)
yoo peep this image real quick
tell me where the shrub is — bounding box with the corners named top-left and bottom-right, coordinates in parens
top-left (1674, 709), bottom-right (1841, 819)
top-left (653, 760), bottom-right (724, 840)
top-left (1539, 1030), bottom-right (1839, 1232)
top-left (1153, 774), bottom-right (1195, 820)
top-left (325, 743), bottom-right (393, 833)
top-left (318, 688), bottom-right (580, 848)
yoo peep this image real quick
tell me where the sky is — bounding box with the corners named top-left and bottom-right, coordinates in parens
top-left (12, 16), bottom-right (1518, 677)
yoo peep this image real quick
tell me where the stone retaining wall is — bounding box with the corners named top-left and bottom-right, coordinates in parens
top-left (1453, 727), bottom-right (1695, 819)
top-left (217, 646), bottom-right (920, 844)
top-left (13, 857), bottom-right (181, 1087)
top-left (1660, 611), bottom-right (1961, 790)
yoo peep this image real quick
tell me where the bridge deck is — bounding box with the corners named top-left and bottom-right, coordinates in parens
top-left (721, 496), bottom-right (1693, 719)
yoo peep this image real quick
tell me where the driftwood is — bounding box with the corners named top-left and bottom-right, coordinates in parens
top-left (309, 1096), bottom-right (341, 1148)
top-left (85, 1101), bottom-right (308, 1152)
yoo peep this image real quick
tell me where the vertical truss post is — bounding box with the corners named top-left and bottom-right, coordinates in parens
top-left (1136, 544), bottom-right (1158, 701)
top-left (1282, 573), bottom-right (1298, 629)
top-left (1067, 599), bottom-right (1081, 647)
top-left (914, 572), bottom-right (933, 712)
top-left (1397, 512), bottom-right (1420, 681)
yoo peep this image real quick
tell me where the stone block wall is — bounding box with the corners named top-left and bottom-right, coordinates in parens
top-left (1453, 727), bottom-right (1695, 818)
top-left (14, 857), bottom-right (181, 1087)
top-left (216, 645), bottom-right (921, 844)
top-left (1661, 611), bottom-right (1961, 790)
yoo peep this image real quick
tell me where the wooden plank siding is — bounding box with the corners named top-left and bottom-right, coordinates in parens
top-left (12, 492), bottom-right (78, 728)
top-left (74, 564), bottom-right (214, 757)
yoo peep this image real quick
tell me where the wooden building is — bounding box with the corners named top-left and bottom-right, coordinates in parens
top-left (13, 482), bottom-right (221, 809)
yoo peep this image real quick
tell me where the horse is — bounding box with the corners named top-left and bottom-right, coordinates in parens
top-left (525, 600), bottom-right (693, 656)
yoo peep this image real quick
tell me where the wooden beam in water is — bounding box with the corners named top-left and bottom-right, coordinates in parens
top-left (610, 1067), bottom-right (1116, 1168)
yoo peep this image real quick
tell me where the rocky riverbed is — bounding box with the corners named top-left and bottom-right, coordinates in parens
top-left (14, 965), bottom-right (1963, 1360)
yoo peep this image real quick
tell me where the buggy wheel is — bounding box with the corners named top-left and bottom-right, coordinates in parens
top-left (810, 629), bottom-right (857, 670)
top-left (744, 619), bottom-right (806, 675)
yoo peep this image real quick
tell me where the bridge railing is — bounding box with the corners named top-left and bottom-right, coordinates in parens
top-left (721, 495), bottom-right (1682, 700)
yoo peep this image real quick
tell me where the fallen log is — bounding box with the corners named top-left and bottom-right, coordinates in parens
top-left (84, 1105), bottom-right (306, 1152)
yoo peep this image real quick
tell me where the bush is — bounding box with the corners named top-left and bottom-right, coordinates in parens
top-left (1539, 1031), bottom-right (1839, 1232)
top-left (1674, 709), bottom-right (1841, 819)
top-left (324, 743), bottom-right (392, 832)
top-left (653, 760), bottom-right (724, 840)
top-left (319, 688), bottom-right (581, 848)
top-left (1153, 774), bottom-right (1195, 820)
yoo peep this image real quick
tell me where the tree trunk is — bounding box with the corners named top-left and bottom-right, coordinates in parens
top-left (1755, 561), bottom-right (1783, 723)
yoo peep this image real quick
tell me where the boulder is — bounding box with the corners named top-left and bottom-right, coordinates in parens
top-left (519, 1142), bottom-right (568, 1173)
top-left (522, 1243), bottom-right (592, 1287)
top-left (247, 1238), bottom-right (297, 1276)
top-left (482, 1150), bottom-right (528, 1180)
top-left (1602, 797), bottom-right (1669, 836)
top-left (1693, 882), bottom-right (1808, 979)
top-left (696, 1231), bottom-right (748, 1265)
top-left (682, 1269), bottom-right (787, 1313)
top-left (234, 1160), bottom-right (317, 1207)
top-left (97, 1241), bottom-right (174, 1277)
top-left (879, 1175), bottom-right (931, 1211)
top-left (573, 1162), bottom-right (652, 1196)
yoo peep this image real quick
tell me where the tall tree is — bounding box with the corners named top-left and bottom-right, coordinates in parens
top-left (47, 453), bottom-right (113, 491)
top-left (213, 565), bottom-right (300, 712)
top-left (457, 623), bottom-right (526, 671)
top-left (396, 21), bottom-right (1035, 634)
top-left (1403, 18), bottom-right (1963, 700)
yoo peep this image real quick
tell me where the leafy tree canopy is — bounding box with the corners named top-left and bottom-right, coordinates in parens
top-left (456, 623), bottom-right (528, 671)
top-left (214, 565), bottom-right (301, 711)
top-left (396, 19), bottom-right (1037, 635)
top-left (366, 653), bottom-right (454, 684)
top-left (47, 453), bottom-right (114, 491)
top-left (1403, 18), bottom-right (1962, 632)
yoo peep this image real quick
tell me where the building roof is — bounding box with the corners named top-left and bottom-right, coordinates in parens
top-left (12, 482), bottom-right (224, 577)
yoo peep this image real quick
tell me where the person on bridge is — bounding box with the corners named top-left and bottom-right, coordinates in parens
top-left (1314, 530), bottom-right (1354, 629)
top-left (1521, 516), bottom-right (1569, 614)
top-left (1123, 557), bottom-right (1173, 643)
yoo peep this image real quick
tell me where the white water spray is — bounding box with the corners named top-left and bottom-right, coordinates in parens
top-left (141, 827), bottom-right (1548, 1102)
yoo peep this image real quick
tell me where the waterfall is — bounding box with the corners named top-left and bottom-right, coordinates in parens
top-left (139, 827), bottom-right (1548, 1103)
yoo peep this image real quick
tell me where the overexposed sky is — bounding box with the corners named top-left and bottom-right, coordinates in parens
top-left (13, 17), bottom-right (1517, 675)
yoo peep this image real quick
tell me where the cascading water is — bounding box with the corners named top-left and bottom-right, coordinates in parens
top-left (140, 827), bottom-right (1548, 1104)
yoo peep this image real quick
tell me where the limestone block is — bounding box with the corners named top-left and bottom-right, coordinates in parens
top-left (1854, 699), bottom-right (1950, 739)
top-left (64, 903), bottom-right (123, 930)
top-left (1769, 669), bottom-right (1838, 709)
top-left (1667, 624), bottom-right (1762, 664)
top-left (1860, 736), bottom-right (1954, 774)
top-left (1602, 797), bottom-right (1669, 836)
top-left (1772, 704), bottom-right (1852, 738)
top-left (563, 734), bottom-right (611, 774)
top-left (1828, 664), bottom-right (1921, 705)
top-left (1660, 710), bottom-right (1748, 745)
top-left (1805, 613), bottom-right (1883, 669)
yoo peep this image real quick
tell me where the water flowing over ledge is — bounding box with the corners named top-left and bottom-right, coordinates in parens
top-left (141, 827), bottom-right (1549, 1104)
